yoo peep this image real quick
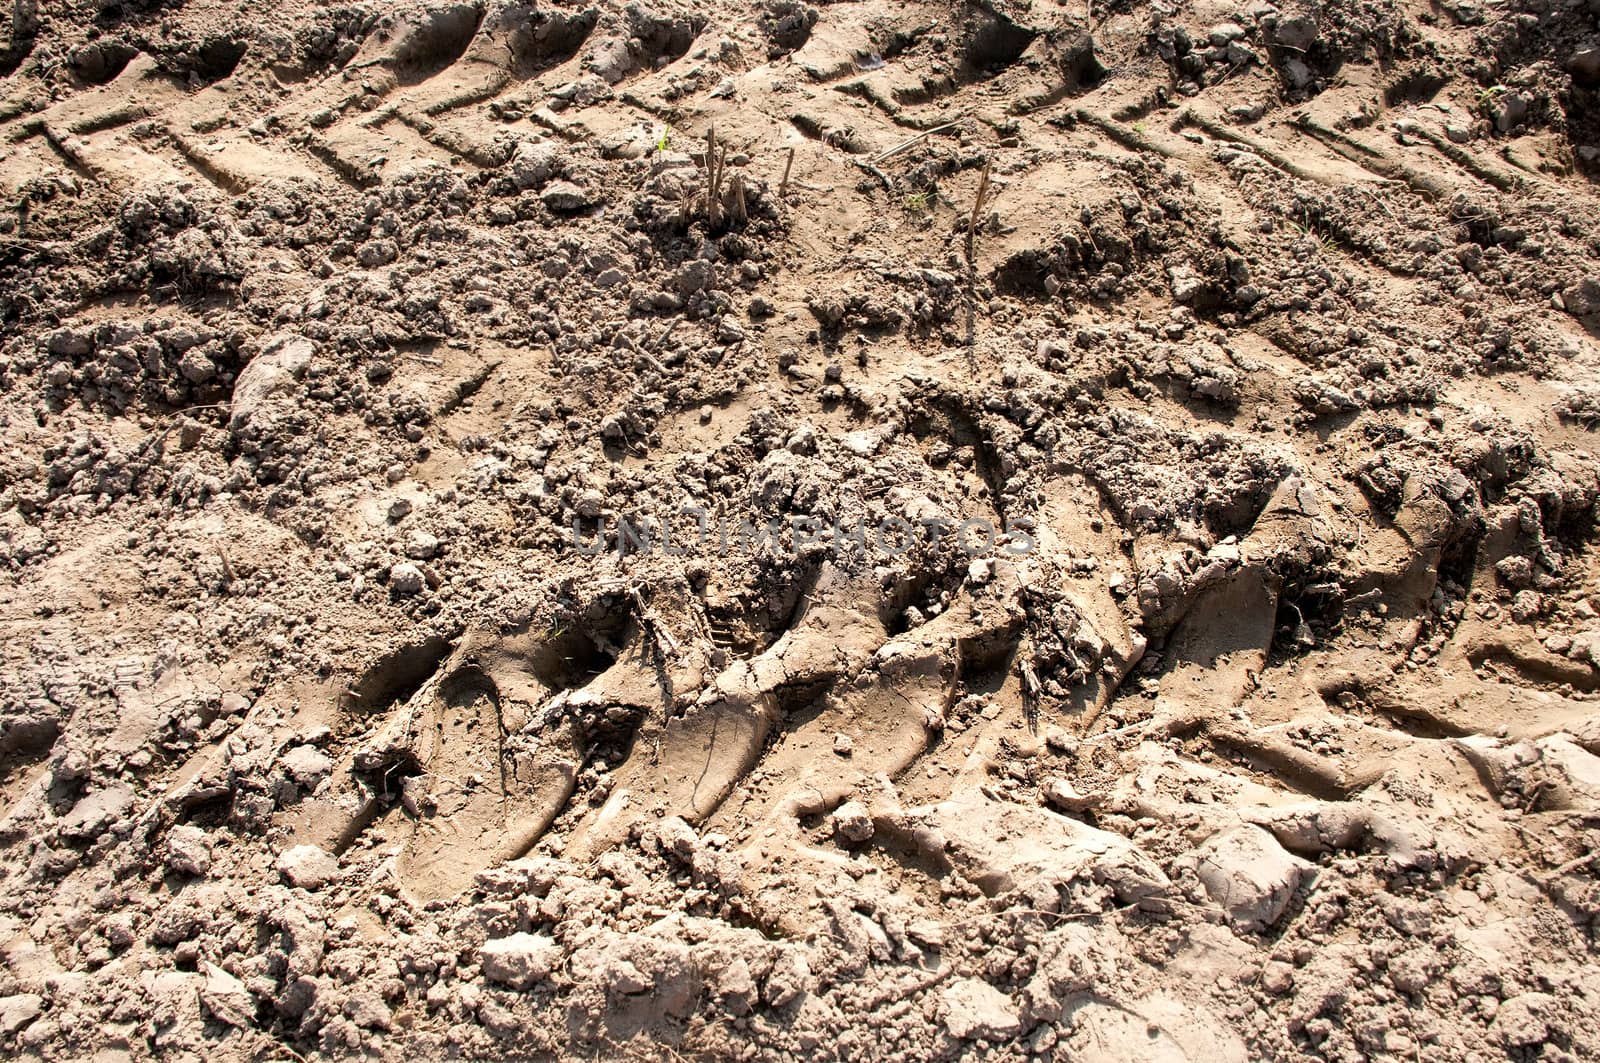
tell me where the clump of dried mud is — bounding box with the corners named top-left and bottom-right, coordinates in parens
top-left (3, 0), bottom-right (1600, 1060)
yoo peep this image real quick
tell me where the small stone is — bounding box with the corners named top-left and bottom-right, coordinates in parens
top-left (389, 563), bottom-right (425, 595)
top-left (1261, 960), bottom-right (1295, 995)
top-left (540, 181), bottom-right (591, 211)
top-left (1208, 21), bottom-right (1246, 44)
top-left (1439, 469), bottom-right (1473, 504)
top-left (277, 844), bottom-right (340, 890)
top-left (832, 800), bottom-right (873, 842)
top-left (1169, 262), bottom-right (1204, 303)
top-left (1265, 13), bottom-right (1319, 50)
top-left (1562, 278), bottom-right (1600, 318)
top-left (833, 732), bottom-right (854, 756)
top-left (404, 531), bottom-right (440, 560)
top-left (843, 430), bottom-right (881, 456)
top-left (480, 932), bottom-right (561, 990)
top-left (165, 825), bottom-right (213, 877)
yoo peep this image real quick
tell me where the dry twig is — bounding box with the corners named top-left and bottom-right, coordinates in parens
top-left (965, 159), bottom-right (992, 265)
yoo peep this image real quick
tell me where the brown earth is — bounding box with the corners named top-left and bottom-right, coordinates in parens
top-left (3, 0), bottom-right (1600, 1060)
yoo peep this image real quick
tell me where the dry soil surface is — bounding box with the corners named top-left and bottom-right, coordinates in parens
top-left (3, 0), bottom-right (1600, 1060)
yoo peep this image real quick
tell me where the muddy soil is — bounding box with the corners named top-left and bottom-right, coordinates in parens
top-left (3, 0), bottom-right (1600, 1060)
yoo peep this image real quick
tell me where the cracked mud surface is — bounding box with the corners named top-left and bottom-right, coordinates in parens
top-left (4, 0), bottom-right (1600, 1059)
